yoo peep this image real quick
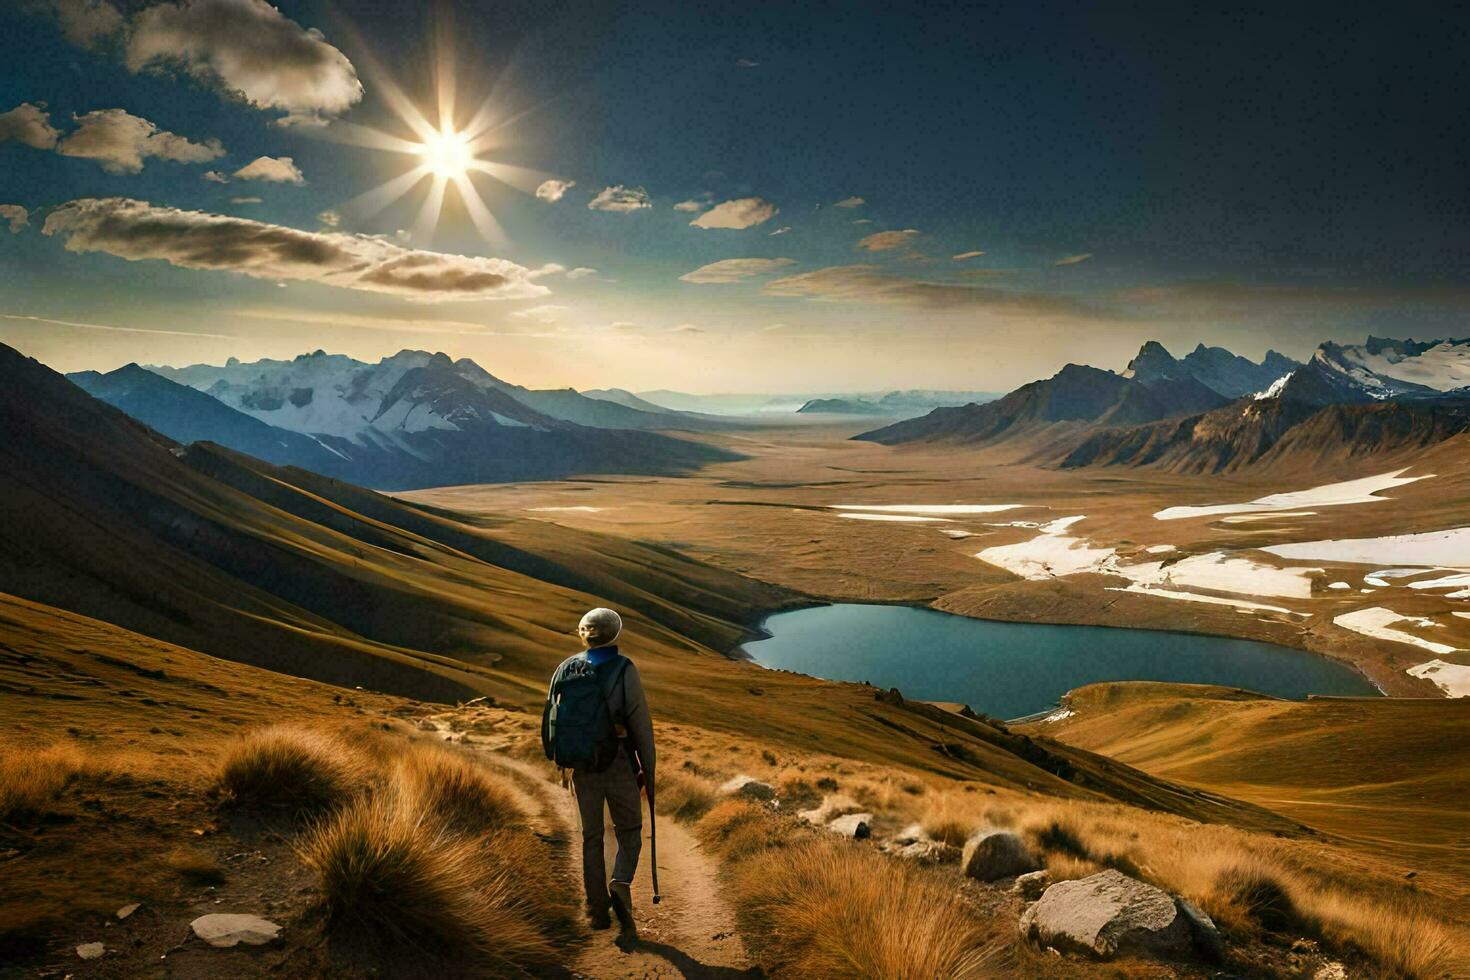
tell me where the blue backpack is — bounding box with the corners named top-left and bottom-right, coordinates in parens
top-left (541, 654), bottom-right (630, 772)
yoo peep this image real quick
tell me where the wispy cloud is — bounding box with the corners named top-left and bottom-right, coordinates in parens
top-left (690, 197), bottom-right (778, 230)
top-left (317, 209), bottom-right (340, 227)
top-left (768, 226), bottom-right (791, 236)
top-left (588, 185), bottom-right (651, 213)
top-left (679, 257), bottom-right (796, 284)
top-left (0, 205), bottom-right (29, 233)
top-left (735, 57), bottom-right (760, 68)
top-left (512, 304), bottom-right (567, 324)
top-left (535, 178), bottom-right (575, 202)
top-left (0, 311), bottom-right (234, 339)
top-left (230, 196), bottom-right (262, 204)
top-left (834, 196), bottom-right (865, 208)
top-left (764, 264), bottom-right (1090, 315)
top-left (235, 306), bottom-right (539, 337)
top-left (201, 169), bottom-right (229, 183)
top-left (952, 250), bottom-right (985, 260)
top-left (44, 198), bottom-right (548, 302)
top-left (856, 228), bottom-right (919, 252)
top-left (673, 199), bottom-right (706, 213)
top-left (565, 267), bottom-right (598, 280)
top-left (233, 155), bottom-right (304, 183)
top-left (1054, 252), bottom-right (1093, 266)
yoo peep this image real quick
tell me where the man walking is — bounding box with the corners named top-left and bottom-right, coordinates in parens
top-left (542, 607), bottom-right (655, 933)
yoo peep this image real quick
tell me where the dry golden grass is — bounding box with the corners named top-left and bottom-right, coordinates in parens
top-left (0, 743), bottom-right (85, 822)
top-left (217, 723), bottom-right (369, 813)
top-left (655, 769), bottom-right (720, 822)
top-left (697, 800), bottom-right (996, 978)
top-left (298, 790), bottom-right (556, 969)
top-left (393, 745), bottom-right (523, 833)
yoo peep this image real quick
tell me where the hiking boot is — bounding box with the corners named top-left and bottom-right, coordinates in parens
top-left (608, 879), bottom-right (636, 935)
top-left (587, 905), bottom-right (613, 931)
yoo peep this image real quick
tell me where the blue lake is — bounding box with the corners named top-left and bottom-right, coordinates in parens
top-left (743, 603), bottom-right (1380, 719)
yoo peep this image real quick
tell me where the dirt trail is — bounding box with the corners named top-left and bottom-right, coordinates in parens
top-left (426, 719), bottom-right (758, 978)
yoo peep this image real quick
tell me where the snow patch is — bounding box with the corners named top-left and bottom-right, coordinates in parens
top-left (1106, 584), bottom-right (1300, 616)
top-left (529, 506), bottom-right (609, 513)
top-left (1264, 526), bottom-right (1470, 569)
top-left (1253, 372), bottom-right (1294, 400)
top-left (1144, 544), bottom-right (1177, 554)
top-left (1406, 660), bottom-right (1470, 698)
top-left (940, 529), bottom-right (975, 539)
top-left (1041, 708), bottom-right (1075, 723)
top-left (1154, 470), bottom-right (1428, 521)
top-left (829, 504), bottom-right (1025, 514)
top-left (1333, 607), bottom-right (1458, 655)
top-left (1218, 511), bottom-right (1317, 524)
top-left (839, 513), bottom-right (953, 523)
top-left (1327, 581), bottom-right (1351, 590)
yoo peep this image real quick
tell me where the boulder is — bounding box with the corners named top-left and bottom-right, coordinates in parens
top-left (826, 812), bottom-right (872, 839)
top-left (798, 794), bottom-right (862, 825)
top-left (1013, 870), bottom-right (1052, 900)
top-left (894, 839), bottom-right (961, 865)
top-left (76, 943), bottom-right (105, 960)
top-left (1175, 897), bottom-right (1224, 961)
top-left (1019, 870), bottom-right (1192, 960)
top-left (961, 829), bottom-right (1041, 881)
top-left (190, 913), bottom-right (283, 948)
top-left (719, 775), bottom-right (776, 802)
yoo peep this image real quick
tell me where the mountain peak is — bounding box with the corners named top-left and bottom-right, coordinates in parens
top-left (1124, 341), bottom-right (1180, 381)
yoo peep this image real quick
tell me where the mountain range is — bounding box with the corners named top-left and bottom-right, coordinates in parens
top-left (858, 337), bottom-right (1470, 472)
top-left (71, 349), bottom-right (738, 490)
top-left (796, 390), bottom-right (1001, 417)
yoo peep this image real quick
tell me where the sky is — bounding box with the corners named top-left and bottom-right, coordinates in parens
top-left (1, 0), bottom-right (1468, 393)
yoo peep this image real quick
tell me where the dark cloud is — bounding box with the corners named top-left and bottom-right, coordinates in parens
top-left (43, 198), bottom-right (547, 302)
top-left (32, 0), bottom-right (122, 47)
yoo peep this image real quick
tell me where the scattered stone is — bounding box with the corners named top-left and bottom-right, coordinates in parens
top-left (1013, 870), bottom-right (1052, 901)
top-left (190, 913), bottom-right (282, 948)
top-left (894, 839), bottom-right (960, 865)
top-left (893, 823), bottom-right (926, 846)
top-left (962, 829), bottom-right (1041, 882)
top-left (797, 794), bottom-right (863, 825)
top-left (1019, 869), bottom-right (1192, 960)
top-left (76, 942), bottom-right (105, 960)
top-left (116, 902), bottom-right (141, 920)
top-left (719, 775), bottom-right (776, 801)
top-left (1314, 963), bottom-right (1347, 980)
top-left (1175, 897), bottom-right (1224, 961)
top-left (827, 812), bottom-right (873, 839)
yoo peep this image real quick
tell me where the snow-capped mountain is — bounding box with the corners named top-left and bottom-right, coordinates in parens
top-left (1274, 336), bottom-right (1470, 404)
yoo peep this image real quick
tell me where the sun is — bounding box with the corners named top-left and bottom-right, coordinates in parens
top-left (419, 127), bottom-right (475, 179)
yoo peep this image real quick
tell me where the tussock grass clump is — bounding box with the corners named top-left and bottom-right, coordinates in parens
top-left (217, 724), bottom-right (367, 813)
top-left (698, 805), bottom-right (996, 978)
top-left (655, 770), bottom-right (718, 823)
top-left (1216, 864), bottom-right (1300, 933)
top-left (394, 746), bottom-right (522, 833)
top-left (298, 792), bottom-right (556, 970)
top-left (0, 744), bottom-right (85, 822)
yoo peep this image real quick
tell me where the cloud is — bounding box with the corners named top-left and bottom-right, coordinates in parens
top-left (0, 205), bottom-right (29, 233)
top-left (834, 196), bottom-right (865, 209)
top-left (51, 108), bottom-right (224, 174)
top-left (668, 323), bottom-right (704, 334)
top-left (201, 169), bottom-right (229, 183)
top-left (768, 226), bottom-right (791, 236)
top-left (35, 0), bottom-right (123, 47)
top-left (735, 58), bottom-right (759, 68)
top-left (317, 209), bottom-right (340, 227)
top-left (588, 184), bottom-right (651, 213)
top-left (535, 178), bottom-right (575, 202)
top-left (0, 310), bottom-right (233, 339)
top-left (124, 0), bottom-right (363, 124)
top-left (1055, 253), bottom-right (1093, 266)
top-left (952, 250), bottom-right (985, 260)
top-left (0, 102), bottom-right (62, 149)
top-left (764, 264), bottom-right (1088, 314)
top-left (851, 218), bottom-right (873, 225)
top-left (565, 267), bottom-right (597, 280)
top-left (856, 228), bottom-right (919, 252)
top-left (679, 257), bottom-right (797, 284)
top-left (512, 304), bottom-right (567, 324)
top-left (673, 199), bottom-right (706, 213)
top-left (43, 198), bottom-right (548, 303)
top-left (233, 155), bottom-right (304, 183)
top-left (690, 197), bottom-right (778, 230)
top-left (229, 196), bottom-right (261, 204)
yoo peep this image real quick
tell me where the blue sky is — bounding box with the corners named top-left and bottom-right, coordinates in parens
top-left (2, 0), bottom-right (1468, 391)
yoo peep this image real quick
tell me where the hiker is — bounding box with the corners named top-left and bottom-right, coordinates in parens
top-left (542, 607), bottom-right (656, 933)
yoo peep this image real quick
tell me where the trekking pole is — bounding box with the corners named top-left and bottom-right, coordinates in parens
top-left (639, 751), bottom-right (660, 904)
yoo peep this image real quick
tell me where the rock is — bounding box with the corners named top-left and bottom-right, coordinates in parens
top-left (893, 823), bottom-right (926, 846)
top-left (1175, 897), bottom-right (1224, 961)
top-left (116, 902), bottom-right (141, 920)
top-left (76, 942), bottom-right (105, 960)
top-left (1019, 869), bottom-right (1192, 960)
top-left (894, 839), bottom-right (960, 865)
top-left (190, 913), bottom-right (283, 948)
top-left (961, 829), bottom-right (1041, 882)
top-left (719, 775), bottom-right (776, 802)
top-left (1013, 870), bottom-right (1052, 900)
top-left (798, 794), bottom-right (862, 825)
top-left (1314, 963), bottom-right (1347, 980)
top-left (827, 812), bottom-right (872, 839)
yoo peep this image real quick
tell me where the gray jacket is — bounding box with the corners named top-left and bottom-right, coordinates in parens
top-left (548, 649), bottom-right (656, 784)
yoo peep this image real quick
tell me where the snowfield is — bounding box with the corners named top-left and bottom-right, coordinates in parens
top-left (1264, 526), bottom-right (1470, 570)
top-left (1153, 469), bottom-right (1429, 521)
top-left (838, 513), bottom-right (953, 523)
top-left (1333, 607), bottom-right (1459, 655)
top-left (829, 504), bottom-right (1026, 514)
top-left (1406, 660), bottom-right (1470, 698)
